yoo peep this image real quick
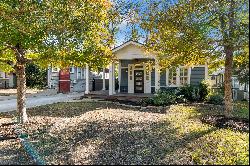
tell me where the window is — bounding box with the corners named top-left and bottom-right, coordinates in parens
top-left (70, 67), bottom-right (75, 74)
top-left (76, 67), bottom-right (82, 79)
top-left (52, 67), bottom-right (59, 72)
top-left (169, 68), bottom-right (177, 85)
top-left (180, 67), bottom-right (188, 85)
top-left (82, 68), bottom-right (85, 79)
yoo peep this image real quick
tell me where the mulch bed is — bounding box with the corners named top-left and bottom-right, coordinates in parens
top-left (201, 115), bottom-right (249, 132)
top-left (0, 123), bottom-right (18, 141)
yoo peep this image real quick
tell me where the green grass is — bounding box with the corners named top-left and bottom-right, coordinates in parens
top-left (0, 101), bottom-right (249, 165)
top-left (233, 101), bottom-right (249, 119)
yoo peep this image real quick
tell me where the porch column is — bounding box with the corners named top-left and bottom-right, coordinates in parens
top-left (85, 64), bottom-right (89, 94)
top-left (109, 62), bottom-right (115, 95)
top-left (118, 61), bottom-right (121, 93)
top-left (102, 68), bottom-right (106, 90)
top-left (155, 59), bottom-right (160, 92)
top-left (205, 63), bottom-right (209, 80)
top-left (47, 68), bottom-right (51, 88)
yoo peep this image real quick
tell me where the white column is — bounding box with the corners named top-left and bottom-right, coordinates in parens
top-left (85, 64), bottom-right (89, 94)
top-left (118, 61), bottom-right (121, 93)
top-left (47, 67), bottom-right (51, 89)
top-left (102, 68), bottom-right (106, 90)
top-left (188, 67), bottom-right (192, 84)
top-left (155, 59), bottom-right (160, 92)
top-left (113, 63), bottom-right (116, 94)
top-left (109, 62), bottom-right (115, 95)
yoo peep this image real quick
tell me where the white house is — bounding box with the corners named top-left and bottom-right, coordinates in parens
top-left (0, 71), bottom-right (16, 89)
top-left (107, 41), bottom-right (209, 95)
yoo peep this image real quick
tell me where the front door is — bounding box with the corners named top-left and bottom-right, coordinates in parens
top-left (134, 70), bottom-right (144, 93)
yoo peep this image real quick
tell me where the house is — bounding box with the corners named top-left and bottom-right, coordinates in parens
top-left (106, 41), bottom-right (209, 95)
top-left (209, 68), bottom-right (249, 101)
top-left (47, 41), bottom-right (209, 95)
top-left (47, 66), bottom-right (93, 93)
top-left (0, 71), bottom-right (16, 89)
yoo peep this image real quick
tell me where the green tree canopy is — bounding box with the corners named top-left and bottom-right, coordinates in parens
top-left (140, 0), bottom-right (249, 116)
top-left (0, 0), bottom-right (113, 123)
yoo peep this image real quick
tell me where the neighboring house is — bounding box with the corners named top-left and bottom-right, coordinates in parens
top-left (47, 66), bottom-right (93, 93)
top-left (0, 71), bottom-right (16, 89)
top-left (107, 41), bottom-right (209, 95)
top-left (209, 68), bottom-right (249, 101)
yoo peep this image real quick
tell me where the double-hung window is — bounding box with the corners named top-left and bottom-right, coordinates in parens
top-left (70, 67), bottom-right (75, 74)
top-left (180, 67), bottom-right (188, 85)
top-left (168, 68), bottom-right (177, 85)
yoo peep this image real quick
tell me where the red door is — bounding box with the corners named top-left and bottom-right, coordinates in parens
top-left (59, 68), bottom-right (70, 93)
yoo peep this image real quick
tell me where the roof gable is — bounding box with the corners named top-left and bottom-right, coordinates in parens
top-left (112, 41), bottom-right (155, 60)
top-left (112, 41), bottom-right (143, 53)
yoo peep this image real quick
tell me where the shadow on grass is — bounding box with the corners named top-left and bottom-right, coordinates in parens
top-left (31, 117), bottom-right (217, 165)
top-left (0, 140), bottom-right (35, 165)
top-left (26, 101), bottom-right (140, 118)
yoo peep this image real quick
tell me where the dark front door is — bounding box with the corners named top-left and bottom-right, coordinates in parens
top-left (134, 70), bottom-right (144, 93)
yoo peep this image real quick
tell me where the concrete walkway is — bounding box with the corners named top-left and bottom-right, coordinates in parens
top-left (0, 93), bottom-right (84, 113)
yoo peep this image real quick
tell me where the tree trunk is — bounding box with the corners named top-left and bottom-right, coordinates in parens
top-left (224, 46), bottom-right (233, 118)
top-left (16, 63), bottom-right (28, 123)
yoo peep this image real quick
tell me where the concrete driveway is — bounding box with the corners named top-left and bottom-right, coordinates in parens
top-left (0, 93), bottom-right (84, 113)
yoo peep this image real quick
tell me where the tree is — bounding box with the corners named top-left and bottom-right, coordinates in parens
top-left (141, 0), bottom-right (249, 117)
top-left (26, 63), bottom-right (47, 89)
top-left (233, 45), bottom-right (249, 84)
top-left (0, 0), bottom-right (112, 123)
top-left (107, 0), bottom-right (138, 46)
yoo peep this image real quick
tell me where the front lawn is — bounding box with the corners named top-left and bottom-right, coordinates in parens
top-left (0, 101), bottom-right (249, 165)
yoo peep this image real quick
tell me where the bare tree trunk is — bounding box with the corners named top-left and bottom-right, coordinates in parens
top-left (16, 63), bottom-right (28, 123)
top-left (224, 47), bottom-right (233, 118)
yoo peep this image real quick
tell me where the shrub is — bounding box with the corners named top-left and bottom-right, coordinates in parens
top-left (152, 90), bottom-right (177, 106)
top-left (26, 63), bottom-right (47, 89)
top-left (178, 84), bottom-right (198, 102)
top-left (142, 80), bottom-right (210, 106)
top-left (206, 93), bottom-right (224, 105)
top-left (142, 89), bottom-right (186, 106)
top-left (178, 80), bottom-right (210, 102)
top-left (198, 80), bottom-right (210, 101)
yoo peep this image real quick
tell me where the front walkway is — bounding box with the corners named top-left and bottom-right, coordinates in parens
top-left (0, 92), bottom-right (83, 113)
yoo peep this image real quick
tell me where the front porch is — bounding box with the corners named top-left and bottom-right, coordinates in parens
top-left (84, 41), bottom-right (208, 96)
top-left (84, 90), bottom-right (154, 102)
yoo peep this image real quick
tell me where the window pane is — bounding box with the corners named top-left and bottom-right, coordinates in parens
top-left (184, 69), bottom-right (188, 76)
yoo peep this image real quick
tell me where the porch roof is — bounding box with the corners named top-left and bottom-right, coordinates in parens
top-left (112, 41), bottom-right (156, 60)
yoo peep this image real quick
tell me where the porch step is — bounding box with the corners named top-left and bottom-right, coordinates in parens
top-left (83, 93), bottom-right (151, 103)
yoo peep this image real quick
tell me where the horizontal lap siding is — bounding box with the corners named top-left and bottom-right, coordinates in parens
top-left (190, 67), bottom-right (205, 86)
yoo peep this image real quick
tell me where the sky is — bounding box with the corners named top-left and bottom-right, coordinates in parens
top-left (112, 0), bottom-right (177, 47)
